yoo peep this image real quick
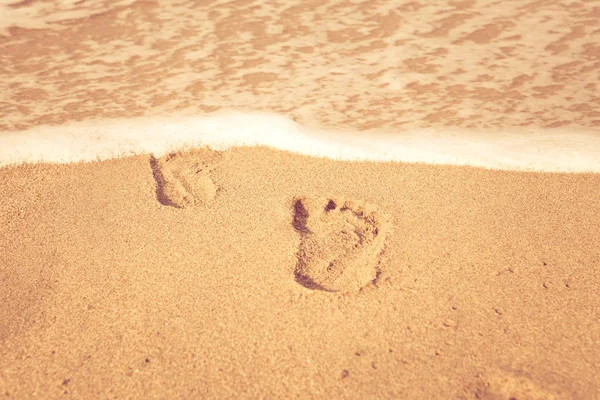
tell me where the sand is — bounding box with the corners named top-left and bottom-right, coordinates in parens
top-left (1, 0), bottom-right (600, 398)
top-left (1, 149), bottom-right (599, 398)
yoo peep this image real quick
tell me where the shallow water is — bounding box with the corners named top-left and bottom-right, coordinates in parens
top-left (0, 0), bottom-right (599, 170)
top-left (1, 112), bottom-right (600, 172)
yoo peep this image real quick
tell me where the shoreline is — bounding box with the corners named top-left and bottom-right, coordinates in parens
top-left (2, 0), bottom-right (600, 396)
top-left (2, 112), bottom-right (600, 173)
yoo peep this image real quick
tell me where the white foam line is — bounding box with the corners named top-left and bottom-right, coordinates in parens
top-left (1, 111), bottom-right (599, 172)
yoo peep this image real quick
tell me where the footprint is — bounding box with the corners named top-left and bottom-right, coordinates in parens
top-left (150, 148), bottom-right (222, 208)
top-left (467, 371), bottom-right (561, 400)
top-left (292, 197), bottom-right (392, 292)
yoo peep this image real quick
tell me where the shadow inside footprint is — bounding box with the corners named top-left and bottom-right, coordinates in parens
top-left (150, 148), bottom-right (222, 208)
top-left (292, 197), bottom-right (391, 292)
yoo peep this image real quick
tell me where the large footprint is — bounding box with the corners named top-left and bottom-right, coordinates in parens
top-left (151, 148), bottom-right (222, 208)
top-left (292, 197), bottom-right (392, 292)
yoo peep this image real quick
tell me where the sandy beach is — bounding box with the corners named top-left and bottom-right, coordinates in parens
top-left (1, 148), bottom-right (599, 398)
top-left (1, 0), bottom-right (600, 398)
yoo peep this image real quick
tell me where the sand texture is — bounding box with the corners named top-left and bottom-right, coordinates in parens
top-left (1, 0), bottom-right (600, 398)
top-left (1, 149), bottom-right (600, 398)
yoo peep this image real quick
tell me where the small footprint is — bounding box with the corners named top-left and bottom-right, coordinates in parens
top-left (150, 148), bottom-right (222, 208)
top-left (292, 197), bottom-right (392, 292)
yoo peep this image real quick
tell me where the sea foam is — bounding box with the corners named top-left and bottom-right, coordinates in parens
top-left (1, 111), bottom-right (599, 173)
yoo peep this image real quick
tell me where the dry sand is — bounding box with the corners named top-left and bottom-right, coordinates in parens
top-left (1, 0), bottom-right (600, 399)
top-left (1, 149), bottom-right (599, 398)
